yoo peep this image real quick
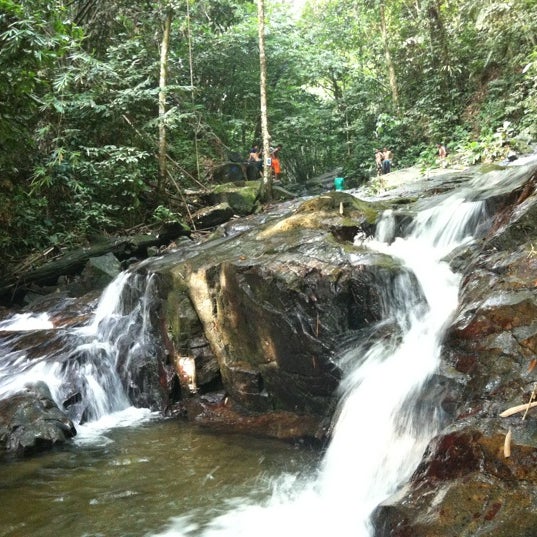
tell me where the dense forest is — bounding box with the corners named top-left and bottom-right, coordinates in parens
top-left (1, 0), bottom-right (536, 264)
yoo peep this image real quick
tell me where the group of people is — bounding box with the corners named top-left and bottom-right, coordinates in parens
top-left (249, 141), bottom-right (446, 184)
top-left (375, 147), bottom-right (393, 176)
top-left (375, 143), bottom-right (447, 177)
top-left (248, 143), bottom-right (282, 181)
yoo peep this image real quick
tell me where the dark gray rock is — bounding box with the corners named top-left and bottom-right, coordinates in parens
top-left (191, 202), bottom-right (235, 230)
top-left (0, 381), bottom-right (76, 455)
top-left (79, 252), bottom-right (122, 292)
top-left (138, 191), bottom-right (419, 441)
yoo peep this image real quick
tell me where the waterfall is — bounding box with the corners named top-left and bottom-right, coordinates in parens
top-left (0, 270), bottom-right (157, 430)
top-left (315, 195), bottom-right (484, 536)
top-left (151, 191), bottom-right (487, 537)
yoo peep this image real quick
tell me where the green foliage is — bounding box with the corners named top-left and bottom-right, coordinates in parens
top-left (450, 122), bottom-right (517, 166)
top-left (0, 0), bottom-right (76, 178)
top-left (152, 205), bottom-right (179, 223)
top-left (1, 0), bottom-right (536, 263)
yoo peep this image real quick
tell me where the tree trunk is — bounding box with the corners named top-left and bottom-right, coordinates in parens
top-left (158, 8), bottom-right (172, 198)
top-left (379, 1), bottom-right (400, 114)
top-left (426, 0), bottom-right (453, 98)
top-left (329, 73), bottom-right (352, 158)
top-left (185, 0), bottom-right (201, 182)
top-left (257, 0), bottom-right (272, 202)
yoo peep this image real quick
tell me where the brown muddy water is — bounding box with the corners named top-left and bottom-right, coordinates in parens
top-left (0, 415), bottom-right (319, 537)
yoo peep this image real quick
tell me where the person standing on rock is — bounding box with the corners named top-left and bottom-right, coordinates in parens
top-left (375, 148), bottom-right (384, 176)
top-left (248, 144), bottom-right (263, 176)
top-left (382, 147), bottom-right (393, 174)
top-left (248, 145), bottom-right (260, 161)
top-left (270, 144), bottom-right (282, 182)
top-left (437, 143), bottom-right (447, 168)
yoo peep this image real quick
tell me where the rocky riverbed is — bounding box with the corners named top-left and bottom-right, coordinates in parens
top-left (2, 160), bottom-right (537, 536)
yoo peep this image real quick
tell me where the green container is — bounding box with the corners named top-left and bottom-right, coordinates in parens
top-left (334, 177), bottom-right (345, 191)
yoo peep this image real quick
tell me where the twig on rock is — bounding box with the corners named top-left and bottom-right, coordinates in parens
top-left (504, 428), bottom-right (512, 458)
top-left (522, 383), bottom-right (537, 420)
top-left (499, 401), bottom-right (537, 417)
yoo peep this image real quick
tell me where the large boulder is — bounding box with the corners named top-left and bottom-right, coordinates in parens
top-left (211, 161), bottom-right (247, 184)
top-left (191, 202), bottom-right (235, 230)
top-left (77, 252), bottom-right (122, 293)
top-left (212, 181), bottom-right (260, 216)
top-left (136, 191), bottom-right (416, 442)
top-left (0, 381), bottom-right (76, 455)
top-left (373, 428), bottom-right (537, 537)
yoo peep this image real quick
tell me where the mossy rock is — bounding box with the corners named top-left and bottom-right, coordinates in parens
top-left (212, 181), bottom-right (260, 215)
top-left (296, 191), bottom-right (387, 224)
top-left (479, 163), bottom-right (506, 173)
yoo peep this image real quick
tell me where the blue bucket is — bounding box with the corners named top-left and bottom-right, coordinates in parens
top-left (334, 177), bottom-right (345, 191)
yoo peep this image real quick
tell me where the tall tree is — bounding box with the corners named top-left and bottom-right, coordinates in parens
top-left (379, 1), bottom-right (400, 113)
top-left (158, 4), bottom-right (173, 197)
top-left (257, 0), bottom-right (272, 201)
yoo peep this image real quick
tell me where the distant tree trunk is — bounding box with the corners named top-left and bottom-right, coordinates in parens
top-left (426, 0), bottom-right (454, 97)
top-left (158, 8), bottom-right (172, 198)
top-left (329, 72), bottom-right (352, 158)
top-left (185, 0), bottom-right (201, 182)
top-left (257, 0), bottom-right (272, 202)
top-left (379, 1), bottom-right (400, 114)
top-left (425, 0), bottom-right (449, 66)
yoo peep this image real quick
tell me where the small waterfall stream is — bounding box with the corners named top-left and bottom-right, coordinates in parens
top-left (0, 270), bottom-right (158, 429)
top-left (311, 197), bottom-right (485, 537)
top-left (0, 173), bottom-right (498, 537)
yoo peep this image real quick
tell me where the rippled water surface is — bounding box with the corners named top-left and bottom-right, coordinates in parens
top-left (0, 416), bottom-right (319, 537)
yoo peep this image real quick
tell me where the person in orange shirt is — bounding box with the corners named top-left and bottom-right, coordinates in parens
top-left (270, 144), bottom-right (282, 182)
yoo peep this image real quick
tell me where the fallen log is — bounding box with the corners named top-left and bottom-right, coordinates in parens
top-left (0, 224), bottom-right (190, 303)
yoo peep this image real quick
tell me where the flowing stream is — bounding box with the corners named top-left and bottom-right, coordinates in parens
top-left (0, 178), bottom-right (491, 537)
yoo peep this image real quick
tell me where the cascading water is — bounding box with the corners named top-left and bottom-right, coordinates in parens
top-left (149, 190), bottom-right (488, 537)
top-left (313, 196), bottom-right (486, 537)
top-left (0, 269), bottom-right (158, 429)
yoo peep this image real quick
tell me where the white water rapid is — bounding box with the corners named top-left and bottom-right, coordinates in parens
top-left (152, 193), bottom-right (486, 537)
top-left (0, 270), bottom-right (157, 438)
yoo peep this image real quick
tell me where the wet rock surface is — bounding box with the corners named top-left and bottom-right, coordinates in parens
top-left (145, 191), bottom-right (414, 442)
top-left (0, 381), bottom-right (76, 455)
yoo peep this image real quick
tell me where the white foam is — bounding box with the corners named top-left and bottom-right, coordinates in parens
top-left (0, 312), bottom-right (53, 331)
